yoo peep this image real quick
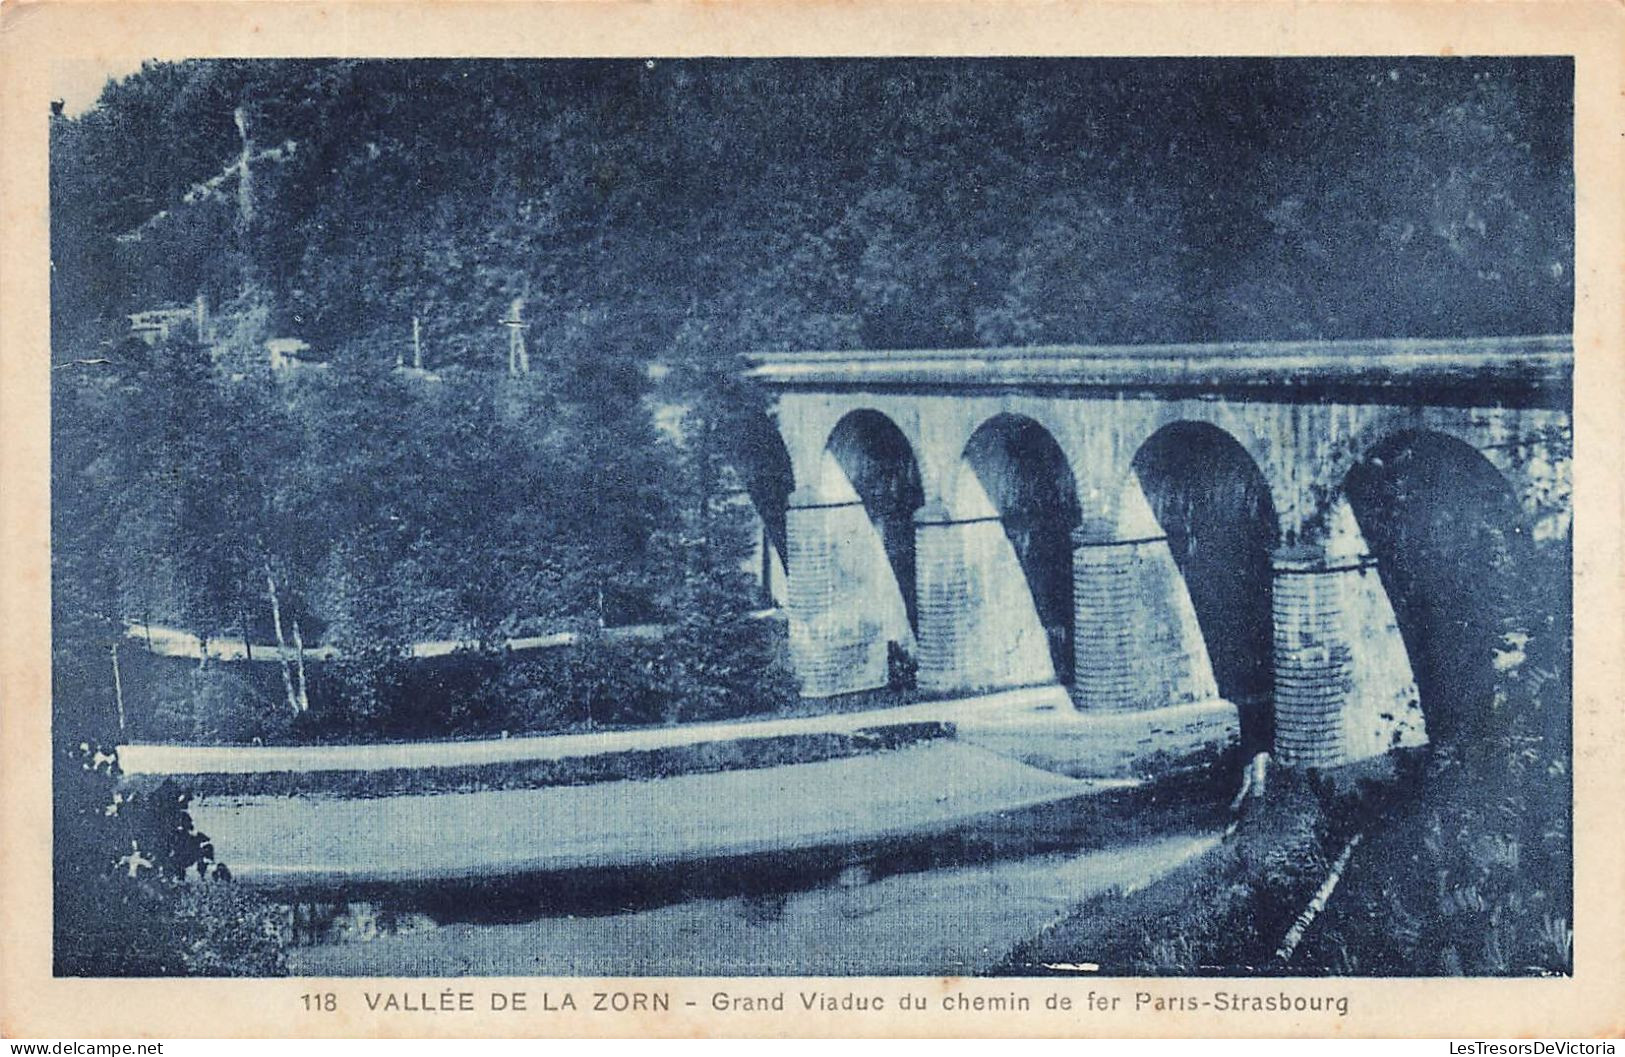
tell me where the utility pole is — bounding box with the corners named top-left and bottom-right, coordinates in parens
top-left (502, 297), bottom-right (529, 376)
top-left (412, 315), bottom-right (424, 370)
top-left (239, 607), bottom-right (254, 663)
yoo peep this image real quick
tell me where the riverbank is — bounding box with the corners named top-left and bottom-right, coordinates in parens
top-left (999, 775), bottom-right (1325, 975)
top-left (107, 614), bottom-right (808, 746)
top-left (118, 686), bottom-right (1045, 776)
top-left (998, 741), bottom-right (1572, 977)
top-left (125, 724), bottom-right (951, 800)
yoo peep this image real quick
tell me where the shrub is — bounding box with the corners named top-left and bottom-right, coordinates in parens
top-left (53, 740), bottom-right (289, 976)
top-left (664, 615), bottom-right (800, 723)
top-left (887, 640), bottom-right (919, 692)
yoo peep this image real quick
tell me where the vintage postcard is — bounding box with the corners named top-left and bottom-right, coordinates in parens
top-left (1, 0), bottom-right (1622, 1040)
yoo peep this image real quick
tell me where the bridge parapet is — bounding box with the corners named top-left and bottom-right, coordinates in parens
top-left (747, 334), bottom-right (1571, 403)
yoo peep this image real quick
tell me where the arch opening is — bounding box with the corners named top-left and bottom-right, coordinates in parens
top-left (826, 410), bottom-right (924, 632)
top-left (1131, 422), bottom-right (1279, 752)
top-left (1343, 430), bottom-right (1537, 745)
top-left (729, 411), bottom-right (795, 607)
top-left (962, 414), bottom-right (1081, 681)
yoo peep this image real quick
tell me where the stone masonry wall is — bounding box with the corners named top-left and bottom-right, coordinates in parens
top-left (1271, 551), bottom-right (1427, 766)
top-left (1072, 535), bottom-right (1220, 711)
top-left (785, 500), bottom-right (889, 697)
top-left (915, 504), bottom-right (1056, 694)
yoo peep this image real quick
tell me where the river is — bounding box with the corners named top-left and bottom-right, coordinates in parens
top-left (287, 828), bottom-right (1221, 976)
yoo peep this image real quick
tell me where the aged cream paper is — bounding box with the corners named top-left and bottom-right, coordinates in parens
top-left (2, 0), bottom-right (1622, 1039)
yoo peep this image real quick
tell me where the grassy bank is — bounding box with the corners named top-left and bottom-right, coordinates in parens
top-left (1291, 738), bottom-right (1572, 975)
top-left (1001, 735), bottom-right (1572, 977)
top-left (114, 625), bottom-right (925, 747)
top-left (1000, 768), bottom-right (1328, 975)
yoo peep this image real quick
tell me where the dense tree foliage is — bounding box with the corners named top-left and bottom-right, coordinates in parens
top-left (52, 58), bottom-right (1572, 359)
top-left (50, 327), bottom-right (784, 736)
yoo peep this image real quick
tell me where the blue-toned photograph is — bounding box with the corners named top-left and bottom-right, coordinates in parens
top-left (49, 57), bottom-right (1573, 978)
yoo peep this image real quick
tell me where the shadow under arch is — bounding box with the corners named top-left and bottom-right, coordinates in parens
top-left (729, 411), bottom-right (795, 606)
top-left (1130, 421), bottom-right (1280, 754)
top-left (825, 409), bottom-right (924, 632)
top-left (1343, 429), bottom-right (1538, 745)
top-left (961, 413), bottom-right (1082, 682)
top-left (731, 411), bottom-right (795, 561)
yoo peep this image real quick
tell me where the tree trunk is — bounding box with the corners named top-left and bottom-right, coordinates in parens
top-left (291, 616), bottom-right (310, 713)
top-left (760, 524), bottom-right (773, 608)
top-left (110, 642), bottom-right (126, 736)
top-left (1275, 833), bottom-right (1363, 964)
top-left (265, 567), bottom-right (300, 714)
top-left (412, 315), bottom-right (423, 370)
top-left (233, 105), bottom-right (254, 227)
top-left (240, 607), bottom-right (254, 663)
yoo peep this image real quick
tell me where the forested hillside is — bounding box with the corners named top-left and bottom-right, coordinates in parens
top-left (48, 57), bottom-right (1573, 742)
top-left (53, 58), bottom-right (1571, 360)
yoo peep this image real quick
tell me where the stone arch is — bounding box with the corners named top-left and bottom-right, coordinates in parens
top-left (1067, 404), bottom-right (1282, 541)
top-left (950, 413), bottom-right (1082, 682)
top-left (1342, 428), bottom-right (1540, 745)
top-left (732, 412), bottom-right (794, 554)
top-left (1313, 411), bottom-right (1573, 546)
top-left (1124, 421), bottom-right (1281, 752)
top-left (729, 410), bottom-right (795, 604)
top-left (821, 409), bottom-right (925, 634)
top-left (1146, 407), bottom-right (1280, 500)
top-left (1294, 410), bottom-right (1532, 543)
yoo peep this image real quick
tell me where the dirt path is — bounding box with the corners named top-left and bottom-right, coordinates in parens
top-left (119, 685), bottom-right (1076, 775)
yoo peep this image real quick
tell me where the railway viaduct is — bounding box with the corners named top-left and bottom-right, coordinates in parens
top-left (743, 335), bottom-right (1572, 769)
